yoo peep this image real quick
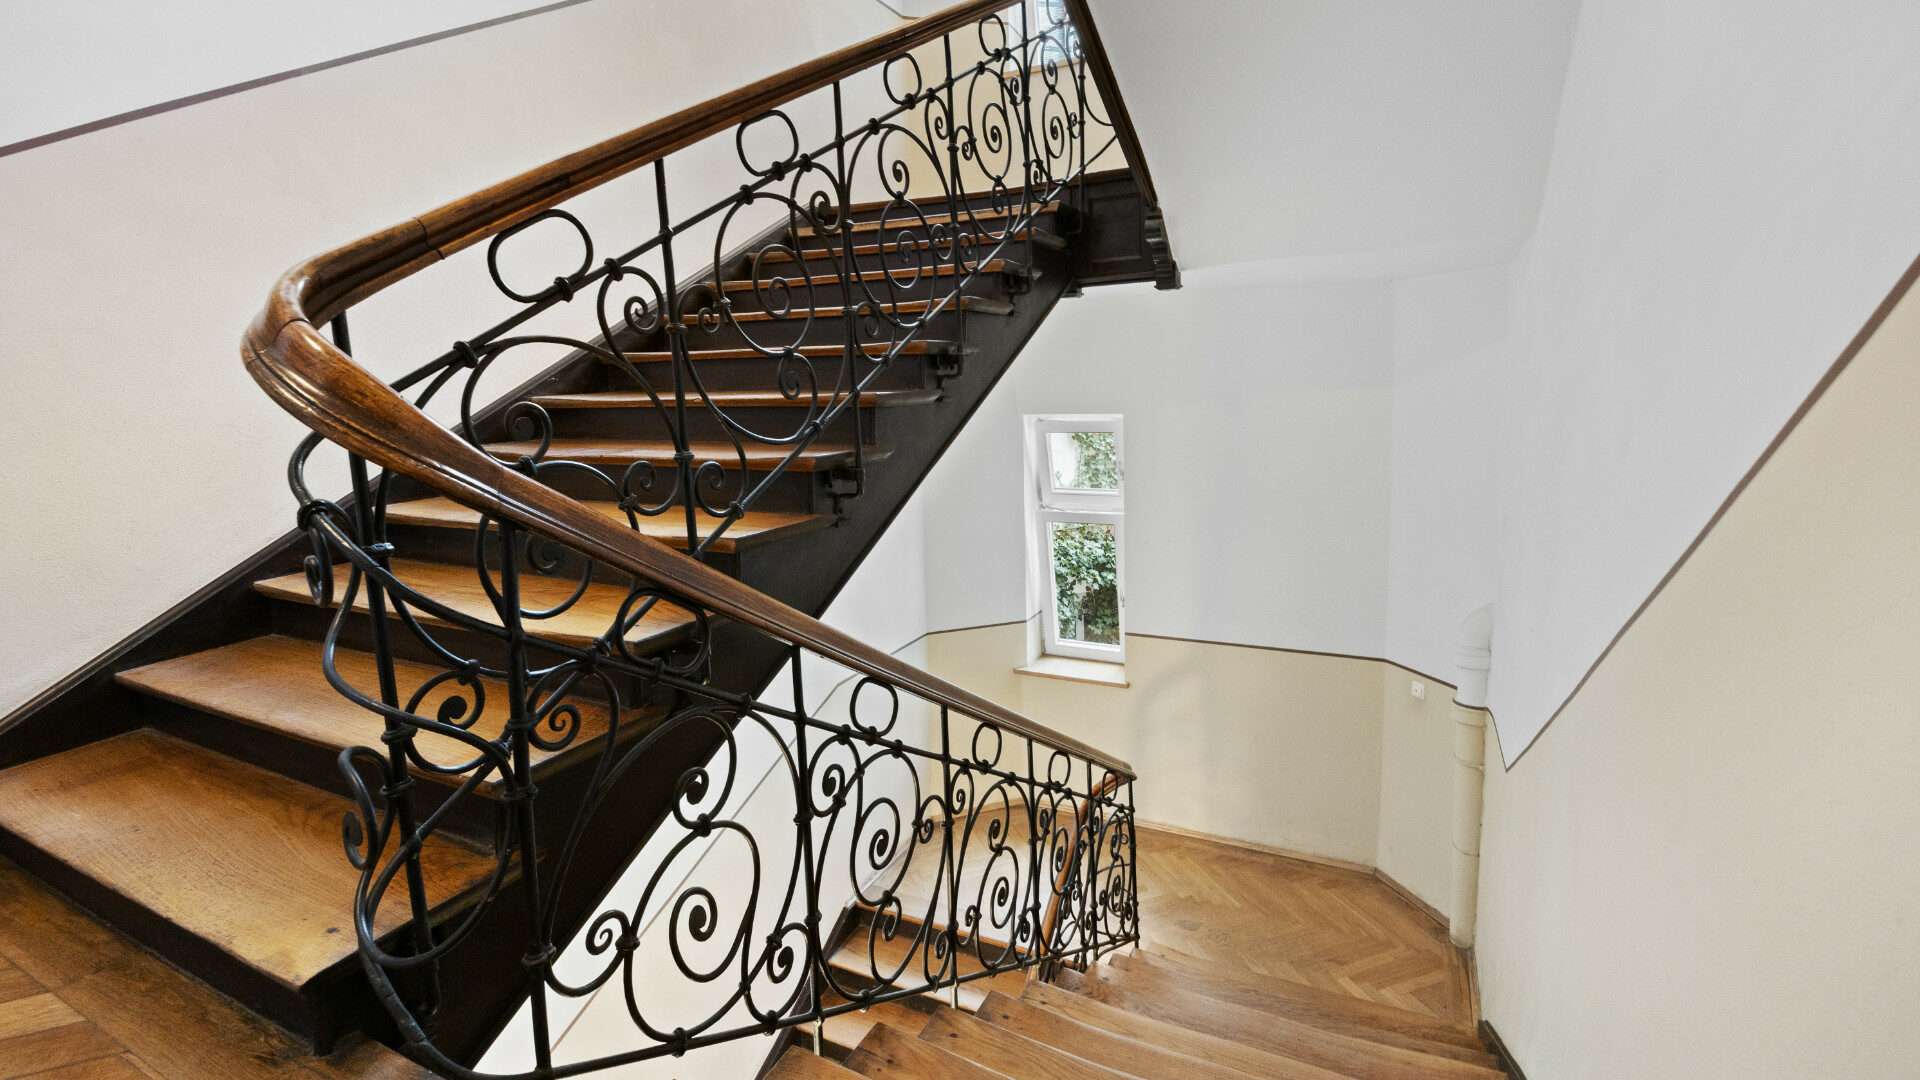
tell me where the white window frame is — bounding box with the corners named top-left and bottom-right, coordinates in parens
top-left (1029, 416), bottom-right (1125, 663)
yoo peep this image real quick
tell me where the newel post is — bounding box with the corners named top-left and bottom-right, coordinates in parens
top-left (1448, 605), bottom-right (1493, 949)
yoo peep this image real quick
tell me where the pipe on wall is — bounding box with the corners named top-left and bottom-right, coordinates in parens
top-left (1449, 604), bottom-right (1493, 948)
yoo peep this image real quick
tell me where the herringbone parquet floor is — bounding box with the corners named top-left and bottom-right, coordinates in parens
top-left (1133, 827), bottom-right (1475, 1026)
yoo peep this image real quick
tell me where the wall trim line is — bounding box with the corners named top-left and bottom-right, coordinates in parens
top-left (1503, 248), bottom-right (1920, 769)
top-left (0, 0), bottom-right (600, 160)
top-left (1373, 867), bottom-right (1447, 931)
top-left (1479, 1020), bottom-right (1529, 1080)
top-left (1135, 820), bottom-right (1375, 878)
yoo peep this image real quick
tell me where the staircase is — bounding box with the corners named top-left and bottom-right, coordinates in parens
top-left (0, 3), bottom-right (1514, 1079)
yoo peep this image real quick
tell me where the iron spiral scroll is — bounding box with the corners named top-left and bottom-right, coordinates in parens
top-left (275, 3), bottom-right (1139, 1075)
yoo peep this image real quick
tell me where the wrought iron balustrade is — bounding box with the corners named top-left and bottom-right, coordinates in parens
top-left (245, 1), bottom-right (1147, 1075)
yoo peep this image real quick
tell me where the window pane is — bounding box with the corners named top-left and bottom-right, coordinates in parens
top-left (1046, 430), bottom-right (1120, 492)
top-left (1049, 521), bottom-right (1119, 646)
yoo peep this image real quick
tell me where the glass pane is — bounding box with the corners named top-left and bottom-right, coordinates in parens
top-left (1046, 430), bottom-right (1120, 492)
top-left (1049, 521), bottom-right (1119, 646)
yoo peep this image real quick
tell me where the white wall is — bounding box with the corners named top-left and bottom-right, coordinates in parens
top-left (1093, 0), bottom-right (1578, 275)
top-left (1486, 0), bottom-right (1920, 759)
top-left (1475, 234), bottom-right (1920, 1080)
top-left (0, 0), bottom-right (900, 719)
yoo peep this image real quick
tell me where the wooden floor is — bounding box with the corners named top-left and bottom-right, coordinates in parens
top-left (1132, 827), bottom-right (1475, 1026)
top-left (0, 859), bottom-right (426, 1080)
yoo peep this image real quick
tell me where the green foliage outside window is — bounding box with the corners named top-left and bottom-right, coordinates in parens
top-left (1051, 521), bottom-right (1119, 645)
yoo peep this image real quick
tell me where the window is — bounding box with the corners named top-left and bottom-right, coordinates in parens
top-left (1028, 416), bottom-right (1124, 662)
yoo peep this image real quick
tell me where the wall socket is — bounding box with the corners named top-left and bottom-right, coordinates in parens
top-left (1409, 680), bottom-right (1427, 701)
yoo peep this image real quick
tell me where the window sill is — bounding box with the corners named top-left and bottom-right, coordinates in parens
top-left (1014, 655), bottom-right (1129, 689)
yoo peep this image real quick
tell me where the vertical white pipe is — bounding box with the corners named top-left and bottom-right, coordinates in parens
top-left (1449, 605), bottom-right (1493, 949)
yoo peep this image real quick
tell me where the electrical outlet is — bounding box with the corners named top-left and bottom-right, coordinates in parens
top-left (1409, 680), bottom-right (1426, 701)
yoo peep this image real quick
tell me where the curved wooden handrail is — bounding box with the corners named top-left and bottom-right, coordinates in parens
top-left (242, 0), bottom-right (1135, 779)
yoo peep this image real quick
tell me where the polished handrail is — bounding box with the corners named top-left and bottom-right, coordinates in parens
top-left (243, 0), bottom-right (1136, 779)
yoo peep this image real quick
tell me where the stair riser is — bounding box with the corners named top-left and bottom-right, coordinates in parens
top-left (137, 696), bottom-right (502, 844)
top-left (500, 456), bottom-right (830, 513)
top-left (532, 401), bottom-right (933, 447)
top-left (381, 521), bottom-right (746, 579)
top-left (720, 268), bottom-right (1029, 312)
top-left (588, 351), bottom-right (958, 394)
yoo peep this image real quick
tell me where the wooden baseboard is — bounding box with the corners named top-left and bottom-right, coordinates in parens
top-left (1372, 867), bottom-right (1448, 930)
top-left (1479, 1020), bottom-right (1528, 1080)
top-left (1134, 820), bottom-right (1376, 877)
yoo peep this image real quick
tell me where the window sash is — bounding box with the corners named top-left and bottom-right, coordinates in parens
top-left (1035, 416), bottom-right (1123, 512)
top-left (1038, 507), bottom-right (1124, 662)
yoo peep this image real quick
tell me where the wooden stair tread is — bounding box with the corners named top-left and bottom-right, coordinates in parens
top-left (798, 202), bottom-right (1059, 237)
top-left (974, 989), bottom-right (1291, 1080)
top-left (1055, 966), bottom-right (1506, 1080)
top-left (0, 731), bottom-right (494, 991)
top-left (1119, 948), bottom-right (1487, 1054)
top-left (619, 341), bottom-right (953, 363)
top-left (482, 438), bottom-right (889, 472)
top-left (383, 496), bottom-right (828, 554)
top-left (253, 558), bottom-right (696, 650)
top-left (724, 296), bottom-right (1012, 323)
top-left (1015, 982), bottom-right (1349, 1080)
top-left (531, 388), bottom-right (942, 410)
top-left (842, 1022), bottom-right (1002, 1080)
top-left (821, 991), bottom-right (934, 1053)
top-left (115, 636), bottom-right (657, 795)
top-left (722, 259), bottom-right (1020, 292)
top-left (917, 1008), bottom-right (1130, 1079)
top-left (768, 1047), bottom-right (868, 1079)
top-left (828, 929), bottom-right (1028, 1013)
top-left (760, 228), bottom-right (1051, 264)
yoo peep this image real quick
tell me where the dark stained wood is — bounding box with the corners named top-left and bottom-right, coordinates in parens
top-left (252, 558), bottom-right (695, 650)
top-left (19, 1056), bottom-right (153, 1080)
top-left (383, 496), bottom-right (828, 553)
top-left (1114, 949), bottom-right (1489, 1055)
top-left (757, 229), bottom-right (1051, 265)
top-left (916, 1008), bottom-right (1128, 1079)
top-left (841, 1022), bottom-right (1002, 1080)
top-left (796, 203), bottom-right (1060, 239)
top-left (0, 732), bottom-right (494, 992)
top-left (1054, 966), bottom-right (1504, 1080)
top-left (482, 438), bottom-right (890, 473)
top-left (0, 1020), bottom-right (128, 1078)
top-left (531, 388), bottom-right (942, 410)
top-left (974, 990), bottom-right (1288, 1080)
top-left (723, 296), bottom-right (1012, 323)
top-left (114, 636), bottom-right (651, 794)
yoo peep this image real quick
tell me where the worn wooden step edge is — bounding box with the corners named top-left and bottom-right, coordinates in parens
top-left (1055, 966), bottom-right (1507, 1079)
top-left (721, 259), bottom-right (1026, 291)
top-left (918, 1007), bottom-right (1131, 1079)
top-left (826, 932), bottom-right (1028, 1014)
top-left (481, 439), bottom-right (892, 473)
top-left (382, 496), bottom-right (830, 555)
top-left (620, 340), bottom-right (957, 363)
top-left (114, 635), bottom-right (663, 799)
top-left (252, 558), bottom-right (696, 651)
top-left (766, 1046), bottom-right (867, 1079)
top-left (531, 388), bottom-right (942, 411)
top-left (842, 1021), bottom-right (1003, 1079)
top-left (1117, 948), bottom-right (1489, 1053)
top-left (818, 990), bottom-right (935, 1055)
top-left (1014, 982), bottom-right (1352, 1080)
top-left (973, 989), bottom-right (1322, 1080)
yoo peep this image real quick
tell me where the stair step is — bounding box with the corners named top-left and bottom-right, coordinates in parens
top-left (720, 295), bottom-right (1012, 323)
top-left (253, 558), bottom-right (696, 650)
top-left (383, 497), bottom-right (828, 554)
top-left (974, 989), bottom-right (1297, 1080)
top-left (619, 341), bottom-right (956, 363)
top-left (842, 1022), bottom-right (1000, 1079)
top-left (722, 259), bottom-right (1023, 293)
top-left (820, 991), bottom-right (934, 1056)
top-left (0, 731), bottom-right (494, 995)
top-left (1118, 948), bottom-right (1488, 1055)
top-left (531, 388), bottom-right (941, 410)
top-left (757, 228), bottom-right (1056, 265)
top-left (1054, 965), bottom-right (1506, 1080)
top-left (917, 1007), bottom-right (1130, 1078)
top-left (828, 927), bottom-right (1028, 1013)
top-left (115, 636), bottom-right (658, 796)
top-left (768, 1047), bottom-right (868, 1079)
top-left (1015, 981), bottom-right (1349, 1080)
top-left (797, 202), bottom-right (1059, 237)
top-left (482, 438), bottom-right (888, 473)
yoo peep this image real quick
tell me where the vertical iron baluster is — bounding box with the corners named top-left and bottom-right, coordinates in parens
top-left (1023, 737), bottom-right (1042, 982)
top-left (941, 34), bottom-right (966, 272)
top-left (654, 160), bottom-right (701, 558)
top-left (937, 705), bottom-right (960, 1008)
top-left (1127, 780), bottom-right (1139, 953)
top-left (335, 315), bottom-right (440, 1014)
top-left (786, 649), bottom-right (826, 1053)
top-left (496, 518), bottom-right (554, 1073)
top-left (1018, 0), bottom-right (1038, 271)
top-left (832, 80), bottom-right (866, 509)
top-left (1083, 759), bottom-right (1099, 968)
